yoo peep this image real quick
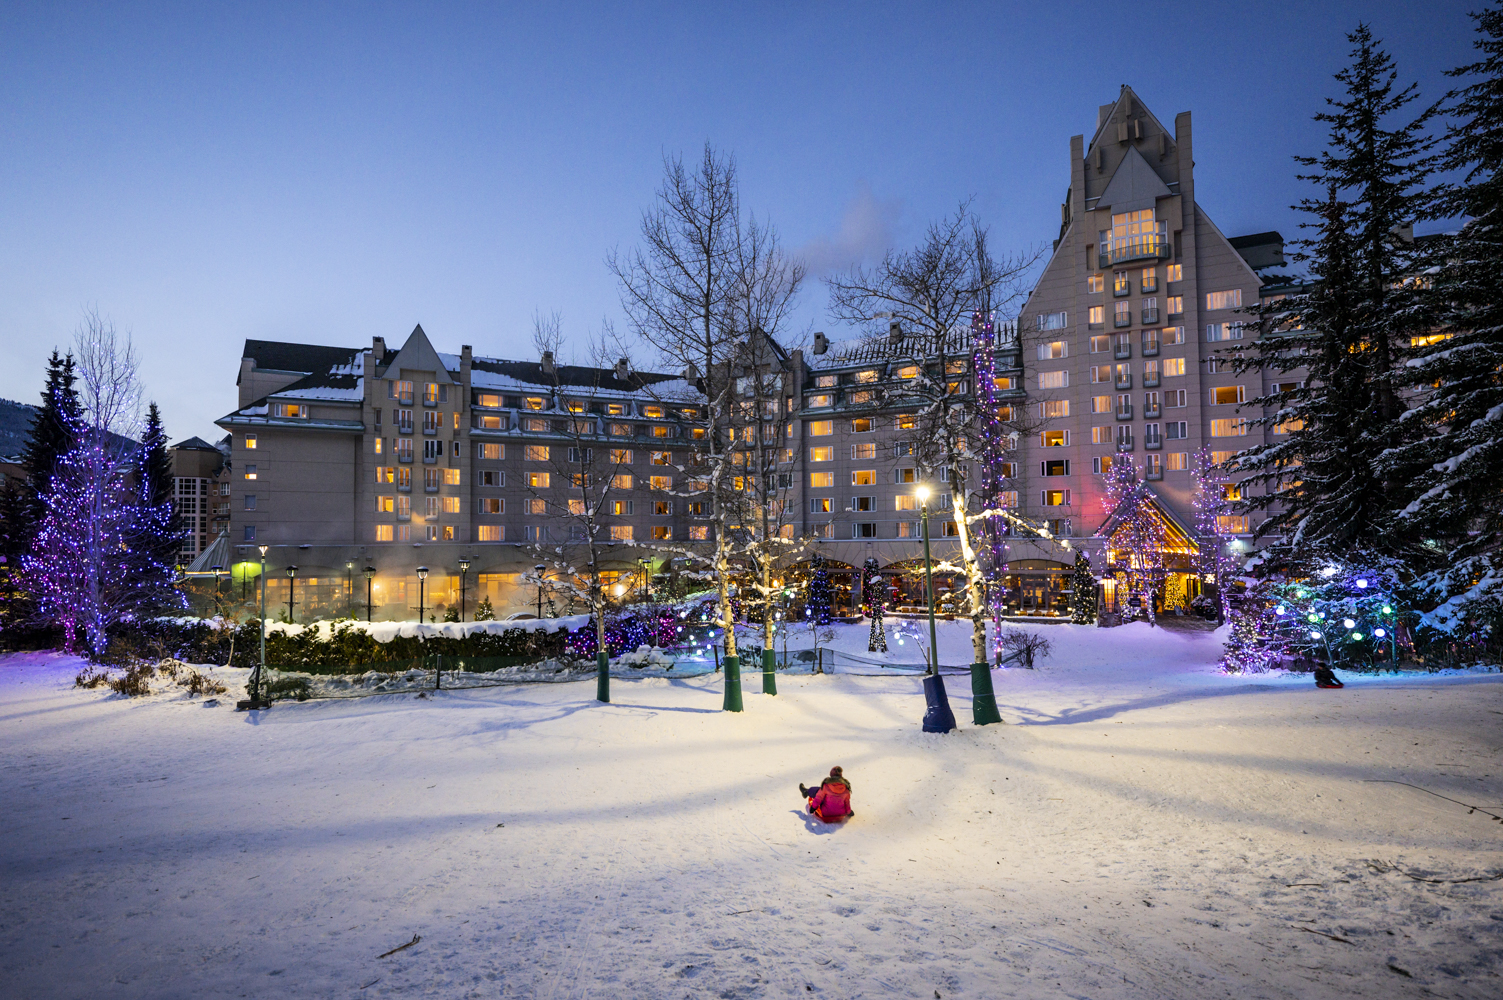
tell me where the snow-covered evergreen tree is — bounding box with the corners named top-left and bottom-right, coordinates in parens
top-left (1231, 25), bottom-right (1436, 562)
top-left (807, 554), bottom-right (832, 627)
top-left (1385, 3), bottom-right (1503, 624)
top-left (863, 558), bottom-right (887, 651)
top-left (1069, 551), bottom-right (1095, 624)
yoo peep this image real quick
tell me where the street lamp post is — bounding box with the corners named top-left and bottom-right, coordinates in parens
top-left (916, 487), bottom-right (956, 734)
top-left (285, 565), bottom-right (298, 623)
top-left (458, 557), bottom-right (471, 623)
top-left (535, 564), bottom-right (547, 620)
top-left (416, 566), bottom-right (429, 623)
top-left (364, 566), bottom-right (376, 621)
top-left (345, 561), bottom-right (354, 616)
top-left (237, 545), bottom-right (271, 711)
top-left (210, 565), bottom-right (223, 619)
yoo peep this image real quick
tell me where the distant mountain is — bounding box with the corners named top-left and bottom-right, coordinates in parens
top-left (0, 398), bottom-right (37, 461)
top-left (0, 397), bottom-right (140, 463)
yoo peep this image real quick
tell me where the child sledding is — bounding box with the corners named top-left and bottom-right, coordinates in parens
top-left (800, 766), bottom-right (854, 823)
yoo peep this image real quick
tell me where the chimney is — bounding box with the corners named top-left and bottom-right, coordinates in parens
top-left (614, 358), bottom-right (630, 381)
top-left (372, 336), bottom-right (386, 358)
top-left (888, 321), bottom-right (904, 345)
top-left (541, 350), bottom-right (555, 375)
top-left (812, 332), bottom-right (829, 355)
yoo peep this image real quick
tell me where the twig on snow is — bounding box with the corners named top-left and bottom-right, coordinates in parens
top-left (378, 934), bottom-right (421, 959)
top-left (1292, 925), bottom-right (1354, 944)
top-left (1362, 779), bottom-right (1503, 822)
top-left (1367, 859), bottom-right (1503, 884)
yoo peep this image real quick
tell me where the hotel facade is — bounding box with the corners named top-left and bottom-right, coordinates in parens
top-left (214, 86), bottom-right (1291, 620)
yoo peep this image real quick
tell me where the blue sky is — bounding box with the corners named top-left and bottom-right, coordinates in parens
top-left (0, 1), bottom-right (1479, 442)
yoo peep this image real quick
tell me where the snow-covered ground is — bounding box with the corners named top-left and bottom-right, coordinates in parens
top-left (1, 622), bottom-right (1499, 999)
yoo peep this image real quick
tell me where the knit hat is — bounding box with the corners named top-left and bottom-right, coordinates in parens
top-left (829, 766), bottom-right (843, 778)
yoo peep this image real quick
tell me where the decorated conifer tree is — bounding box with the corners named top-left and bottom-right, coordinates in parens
top-left (0, 352), bottom-right (82, 632)
top-left (125, 402), bottom-right (187, 613)
top-left (807, 553), bottom-right (832, 627)
top-left (863, 558), bottom-right (888, 651)
top-left (474, 596), bottom-right (495, 621)
top-left (1384, 3), bottom-right (1503, 623)
top-left (1192, 446), bottom-right (1233, 624)
top-left (1070, 550), bottom-right (1095, 624)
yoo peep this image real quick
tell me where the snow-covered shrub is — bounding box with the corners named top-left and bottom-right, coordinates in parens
top-left (108, 662), bottom-right (154, 697)
top-left (264, 675), bottom-right (311, 702)
top-left (74, 665), bottom-right (110, 689)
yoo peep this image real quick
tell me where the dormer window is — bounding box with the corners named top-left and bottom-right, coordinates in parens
top-left (272, 403), bottom-right (307, 419)
top-left (523, 397), bottom-right (546, 411)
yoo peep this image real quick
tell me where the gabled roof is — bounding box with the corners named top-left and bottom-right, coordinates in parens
top-left (1087, 84), bottom-right (1174, 155)
top-left (1096, 144), bottom-right (1172, 214)
top-left (379, 325), bottom-right (453, 384)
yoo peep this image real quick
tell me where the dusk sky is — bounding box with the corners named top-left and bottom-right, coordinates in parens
top-left (0, 1), bottom-right (1478, 443)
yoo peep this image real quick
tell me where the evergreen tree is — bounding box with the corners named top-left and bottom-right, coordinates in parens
top-left (1385, 2), bottom-right (1503, 622)
top-left (807, 554), bottom-right (832, 627)
top-left (0, 351), bottom-right (81, 561)
top-left (474, 596), bottom-right (496, 621)
top-left (863, 558), bottom-right (887, 651)
top-left (126, 402), bottom-right (187, 612)
top-left (1070, 551), bottom-right (1096, 624)
top-left (1232, 25), bottom-right (1436, 560)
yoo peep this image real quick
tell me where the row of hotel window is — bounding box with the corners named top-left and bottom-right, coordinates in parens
top-left (473, 393), bottom-right (697, 419)
top-left (1083, 265), bottom-right (1182, 297)
top-left (1034, 287), bottom-right (1243, 332)
top-left (1034, 324), bottom-right (1245, 361)
top-left (1036, 419), bottom-right (1254, 448)
top-left (474, 414), bottom-right (690, 436)
top-left (366, 524), bottom-right (695, 543)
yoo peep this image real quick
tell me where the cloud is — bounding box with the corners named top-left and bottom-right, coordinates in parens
top-left (797, 182), bottom-right (902, 276)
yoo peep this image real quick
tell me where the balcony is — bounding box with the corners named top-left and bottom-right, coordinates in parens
top-left (423, 426), bottom-right (437, 435)
top-left (1116, 404), bottom-right (1134, 420)
top-left (1141, 279), bottom-right (1158, 294)
top-left (398, 393), bottom-right (414, 406)
top-left (1141, 308), bottom-right (1160, 325)
top-left (397, 483), bottom-right (411, 493)
top-left (1146, 468), bottom-right (1163, 480)
top-left (396, 424), bottom-right (414, 436)
top-left (425, 484), bottom-right (439, 493)
top-left (1141, 337), bottom-right (1159, 357)
top-left (1144, 404), bottom-right (1161, 419)
top-left (1145, 437), bottom-right (1162, 451)
top-left (397, 513), bottom-right (410, 521)
top-left (1099, 234), bottom-right (1171, 270)
top-left (1116, 433), bottom-right (1134, 451)
top-left (398, 453), bottom-right (414, 464)
top-left (1114, 312), bottom-right (1132, 329)
top-left (423, 455), bottom-right (437, 464)
top-left (1115, 375), bottom-right (1133, 390)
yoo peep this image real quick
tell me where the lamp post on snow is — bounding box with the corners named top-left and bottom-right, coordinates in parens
top-left (285, 565), bottom-right (298, 623)
top-left (915, 486), bottom-right (956, 734)
top-left (416, 566), bottom-right (429, 623)
top-left (535, 564), bottom-right (547, 619)
top-left (236, 545), bottom-right (271, 711)
top-left (458, 557), bottom-right (471, 623)
top-left (364, 566), bottom-right (376, 622)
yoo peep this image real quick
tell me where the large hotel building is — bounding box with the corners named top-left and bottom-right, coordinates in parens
top-left (210, 87), bottom-right (1293, 620)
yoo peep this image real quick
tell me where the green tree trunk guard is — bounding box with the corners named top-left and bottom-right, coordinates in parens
top-left (970, 661), bottom-right (1003, 725)
top-left (722, 654), bottom-right (742, 712)
top-left (762, 648), bottom-right (776, 695)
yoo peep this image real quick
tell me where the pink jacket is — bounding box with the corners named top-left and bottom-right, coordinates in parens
top-left (811, 780), bottom-right (852, 820)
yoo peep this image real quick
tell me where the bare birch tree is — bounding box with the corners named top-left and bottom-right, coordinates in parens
top-left (826, 205), bottom-right (1037, 667)
top-left (609, 144), bottom-right (803, 710)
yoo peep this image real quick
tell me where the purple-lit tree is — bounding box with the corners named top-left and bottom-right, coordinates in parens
top-left (1192, 446), bottom-right (1234, 624)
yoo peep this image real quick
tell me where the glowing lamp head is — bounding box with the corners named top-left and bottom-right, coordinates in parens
top-left (915, 485), bottom-right (931, 504)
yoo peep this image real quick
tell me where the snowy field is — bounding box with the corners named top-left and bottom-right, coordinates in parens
top-left (1, 622), bottom-right (1500, 999)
